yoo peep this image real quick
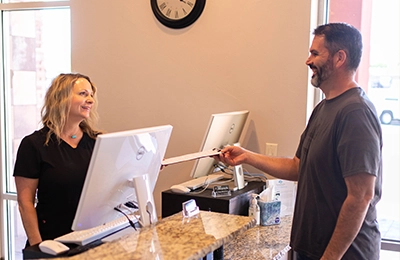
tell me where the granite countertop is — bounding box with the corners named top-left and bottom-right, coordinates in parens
top-left (224, 215), bottom-right (292, 260)
top-left (59, 211), bottom-right (256, 260)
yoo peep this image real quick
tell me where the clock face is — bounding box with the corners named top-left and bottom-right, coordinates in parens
top-left (151, 0), bottom-right (206, 29)
top-left (156, 0), bottom-right (196, 20)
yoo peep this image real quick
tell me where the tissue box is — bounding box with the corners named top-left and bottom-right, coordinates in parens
top-left (258, 200), bottom-right (281, 226)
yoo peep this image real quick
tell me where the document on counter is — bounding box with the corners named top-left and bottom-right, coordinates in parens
top-left (162, 149), bottom-right (221, 166)
top-left (268, 179), bottom-right (297, 216)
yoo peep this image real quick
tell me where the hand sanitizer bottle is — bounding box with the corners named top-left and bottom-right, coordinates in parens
top-left (248, 194), bottom-right (260, 225)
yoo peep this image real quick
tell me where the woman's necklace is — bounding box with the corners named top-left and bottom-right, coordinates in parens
top-left (64, 128), bottom-right (80, 139)
top-left (70, 130), bottom-right (80, 139)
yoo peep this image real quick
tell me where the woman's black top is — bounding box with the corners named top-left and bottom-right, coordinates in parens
top-left (13, 127), bottom-right (95, 243)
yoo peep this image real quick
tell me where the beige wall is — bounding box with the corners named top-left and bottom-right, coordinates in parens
top-left (70, 0), bottom-right (316, 216)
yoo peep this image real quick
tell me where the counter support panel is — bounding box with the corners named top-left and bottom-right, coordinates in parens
top-left (162, 181), bottom-right (266, 218)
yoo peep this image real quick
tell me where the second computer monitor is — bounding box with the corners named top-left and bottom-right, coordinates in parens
top-left (190, 110), bottom-right (249, 179)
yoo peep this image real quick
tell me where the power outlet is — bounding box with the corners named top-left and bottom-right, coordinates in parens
top-left (265, 143), bottom-right (278, 156)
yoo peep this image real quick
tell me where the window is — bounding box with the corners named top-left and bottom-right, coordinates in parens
top-left (322, 0), bottom-right (400, 254)
top-left (0, 1), bottom-right (70, 259)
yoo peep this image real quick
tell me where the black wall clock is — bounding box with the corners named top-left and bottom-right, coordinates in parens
top-left (150, 0), bottom-right (206, 29)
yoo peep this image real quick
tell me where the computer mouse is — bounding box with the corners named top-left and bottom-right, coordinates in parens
top-left (39, 240), bottom-right (70, 255)
top-left (170, 184), bottom-right (190, 194)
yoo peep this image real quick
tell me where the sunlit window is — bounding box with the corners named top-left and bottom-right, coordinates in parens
top-left (1, 3), bottom-right (71, 259)
top-left (326, 0), bottom-right (400, 253)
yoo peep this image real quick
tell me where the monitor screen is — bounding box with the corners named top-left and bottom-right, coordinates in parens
top-left (72, 125), bottom-right (173, 231)
top-left (190, 110), bottom-right (249, 179)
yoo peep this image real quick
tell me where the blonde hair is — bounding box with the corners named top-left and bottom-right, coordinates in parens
top-left (41, 73), bottom-right (102, 145)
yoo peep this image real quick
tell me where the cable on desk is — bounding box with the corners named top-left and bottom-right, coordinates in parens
top-left (146, 209), bottom-right (153, 225)
top-left (118, 202), bottom-right (154, 226)
top-left (114, 206), bottom-right (137, 230)
top-left (214, 162), bottom-right (230, 173)
top-left (124, 201), bottom-right (138, 209)
top-left (189, 182), bottom-right (210, 195)
top-left (215, 162), bottom-right (268, 183)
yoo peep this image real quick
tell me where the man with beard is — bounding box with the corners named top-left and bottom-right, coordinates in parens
top-left (216, 23), bottom-right (382, 260)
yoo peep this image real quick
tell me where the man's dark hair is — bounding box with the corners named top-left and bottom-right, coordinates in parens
top-left (314, 23), bottom-right (363, 71)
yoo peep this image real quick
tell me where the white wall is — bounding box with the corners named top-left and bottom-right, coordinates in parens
top-left (70, 0), bottom-right (315, 216)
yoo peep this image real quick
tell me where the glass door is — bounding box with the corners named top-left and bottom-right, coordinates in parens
top-left (326, 0), bottom-right (400, 253)
top-left (0, 2), bottom-right (71, 259)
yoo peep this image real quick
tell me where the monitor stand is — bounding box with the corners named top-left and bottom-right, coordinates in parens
top-left (132, 174), bottom-right (158, 227)
top-left (233, 164), bottom-right (246, 190)
top-left (231, 143), bottom-right (246, 191)
top-left (226, 180), bottom-right (248, 191)
top-left (207, 164), bottom-right (247, 192)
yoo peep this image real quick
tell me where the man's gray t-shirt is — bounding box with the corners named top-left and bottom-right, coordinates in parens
top-left (292, 87), bottom-right (382, 259)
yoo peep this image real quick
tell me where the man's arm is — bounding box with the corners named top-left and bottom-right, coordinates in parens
top-left (219, 145), bottom-right (300, 181)
top-left (321, 172), bottom-right (376, 260)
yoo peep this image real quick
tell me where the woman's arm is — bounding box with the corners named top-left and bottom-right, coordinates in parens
top-left (15, 176), bottom-right (42, 246)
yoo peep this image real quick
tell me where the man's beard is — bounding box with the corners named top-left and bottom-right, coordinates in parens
top-left (310, 57), bottom-right (333, 88)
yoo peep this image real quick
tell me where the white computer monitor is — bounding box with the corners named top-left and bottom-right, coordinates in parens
top-left (72, 125), bottom-right (173, 231)
top-left (190, 110), bottom-right (249, 189)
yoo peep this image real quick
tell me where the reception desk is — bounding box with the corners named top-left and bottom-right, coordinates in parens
top-left (23, 210), bottom-right (292, 260)
top-left (224, 215), bottom-right (292, 260)
top-left (161, 180), bottom-right (293, 259)
top-left (24, 211), bottom-right (256, 260)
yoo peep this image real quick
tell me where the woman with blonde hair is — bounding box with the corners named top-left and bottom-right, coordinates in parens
top-left (14, 73), bottom-right (103, 246)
